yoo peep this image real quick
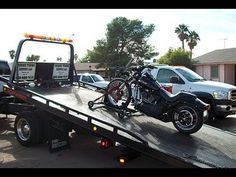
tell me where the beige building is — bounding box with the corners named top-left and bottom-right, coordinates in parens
top-left (74, 63), bottom-right (109, 78)
top-left (193, 48), bottom-right (236, 85)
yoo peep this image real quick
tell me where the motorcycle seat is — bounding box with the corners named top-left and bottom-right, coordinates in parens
top-left (160, 88), bottom-right (196, 102)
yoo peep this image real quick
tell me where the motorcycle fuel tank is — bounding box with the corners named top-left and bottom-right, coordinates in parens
top-left (138, 73), bottom-right (160, 91)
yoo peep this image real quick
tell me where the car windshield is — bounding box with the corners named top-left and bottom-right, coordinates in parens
top-left (91, 74), bottom-right (105, 82)
top-left (176, 67), bottom-right (205, 82)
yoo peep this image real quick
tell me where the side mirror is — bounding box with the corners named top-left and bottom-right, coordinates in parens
top-left (170, 76), bottom-right (179, 84)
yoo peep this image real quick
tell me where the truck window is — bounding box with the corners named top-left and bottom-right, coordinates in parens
top-left (18, 41), bottom-right (71, 63)
top-left (0, 61), bottom-right (11, 75)
top-left (156, 69), bottom-right (180, 83)
top-left (176, 67), bottom-right (204, 82)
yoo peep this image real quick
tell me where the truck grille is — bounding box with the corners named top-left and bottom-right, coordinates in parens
top-left (230, 90), bottom-right (236, 101)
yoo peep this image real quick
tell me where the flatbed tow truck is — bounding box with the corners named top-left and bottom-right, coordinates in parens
top-left (0, 34), bottom-right (236, 168)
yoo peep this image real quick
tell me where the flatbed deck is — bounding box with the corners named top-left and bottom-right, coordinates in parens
top-left (22, 86), bottom-right (236, 168)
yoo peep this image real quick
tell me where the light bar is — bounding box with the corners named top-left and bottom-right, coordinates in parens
top-left (24, 33), bottom-right (73, 43)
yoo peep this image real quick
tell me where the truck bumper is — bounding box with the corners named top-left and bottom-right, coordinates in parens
top-left (214, 99), bottom-right (236, 116)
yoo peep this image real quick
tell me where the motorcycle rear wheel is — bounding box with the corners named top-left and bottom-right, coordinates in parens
top-left (104, 78), bottom-right (132, 109)
top-left (172, 104), bottom-right (203, 134)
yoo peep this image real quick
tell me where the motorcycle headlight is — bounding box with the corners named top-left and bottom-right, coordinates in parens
top-left (212, 90), bottom-right (228, 100)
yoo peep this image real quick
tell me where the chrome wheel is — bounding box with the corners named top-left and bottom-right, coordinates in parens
top-left (174, 109), bottom-right (195, 130)
top-left (16, 118), bottom-right (31, 141)
top-left (172, 104), bottom-right (203, 134)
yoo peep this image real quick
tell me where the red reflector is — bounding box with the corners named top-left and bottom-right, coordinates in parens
top-left (100, 139), bottom-right (113, 148)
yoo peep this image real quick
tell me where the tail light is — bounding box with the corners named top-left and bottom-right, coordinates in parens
top-left (99, 139), bottom-right (113, 149)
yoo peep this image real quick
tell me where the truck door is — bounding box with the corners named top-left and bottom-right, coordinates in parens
top-left (0, 60), bottom-right (11, 92)
top-left (156, 68), bottom-right (186, 94)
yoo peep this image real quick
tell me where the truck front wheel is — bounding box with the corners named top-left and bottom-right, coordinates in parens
top-left (14, 112), bottom-right (43, 147)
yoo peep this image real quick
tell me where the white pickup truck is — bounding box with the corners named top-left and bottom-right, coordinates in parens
top-left (150, 65), bottom-right (236, 120)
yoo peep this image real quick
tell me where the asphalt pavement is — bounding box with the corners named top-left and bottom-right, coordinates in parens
top-left (0, 114), bottom-right (172, 168)
top-left (206, 114), bottom-right (236, 134)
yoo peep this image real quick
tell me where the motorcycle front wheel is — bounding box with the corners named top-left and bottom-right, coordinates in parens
top-left (104, 78), bottom-right (132, 109)
top-left (172, 104), bottom-right (203, 135)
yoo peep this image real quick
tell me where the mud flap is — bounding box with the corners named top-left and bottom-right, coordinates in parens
top-left (48, 120), bottom-right (70, 153)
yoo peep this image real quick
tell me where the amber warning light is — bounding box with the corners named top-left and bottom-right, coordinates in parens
top-left (24, 33), bottom-right (73, 43)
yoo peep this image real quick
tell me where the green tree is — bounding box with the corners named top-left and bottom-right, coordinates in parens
top-left (82, 17), bottom-right (158, 68)
top-left (9, 50), bottom-right (15, 60)
top-left (187, 30), bottom-right (200, 59)
top-left (175, 24), bottom-right (189, 50)
top-left (159, 48), bottom-right (194, 69)
top-left (26, 54), bottom-right (40, 62)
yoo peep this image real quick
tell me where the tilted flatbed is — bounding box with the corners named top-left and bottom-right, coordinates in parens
top-left (2, 81), bottom-right (236, 168)
top-left (1, 33), bottom-right (235, 168)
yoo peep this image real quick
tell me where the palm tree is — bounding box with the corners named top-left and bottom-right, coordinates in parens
top-left (175, 24), bottom-right (189, 50)
top-left (9, 50), bottom-right (15, 60)
top-left (187, 30), bottom-right (200, 59)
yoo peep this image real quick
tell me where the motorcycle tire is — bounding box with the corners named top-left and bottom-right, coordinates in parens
top-left (172, 104), bottom-right (203, 135)
top-left (104, 78), bottom-right (132, 109)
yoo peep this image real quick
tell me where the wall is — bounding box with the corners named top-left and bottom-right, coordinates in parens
top-left (195, 65), bottom-right (203, 76)
top-left (196, 64), bottom-right (235, 85)
top-left (195, 65), bottom-right (211, 79)
top-left (203, 65), bottom-right (211, 80)
top-left (218, 64), bottom-right (225, 82)
top-left (224, 64), bottom-right (235, 85)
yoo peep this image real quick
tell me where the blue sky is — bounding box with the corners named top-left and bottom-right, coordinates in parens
top-left (1, 9), bottom-right (236, 62)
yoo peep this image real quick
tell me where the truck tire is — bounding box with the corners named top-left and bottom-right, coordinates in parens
top-left (14, 111), bottom-right (43, 147)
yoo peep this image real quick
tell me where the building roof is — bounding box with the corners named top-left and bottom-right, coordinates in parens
top-left (193, 48), bottom-right (236, 65)
top-left (74, 63), bottom-right (107, 71)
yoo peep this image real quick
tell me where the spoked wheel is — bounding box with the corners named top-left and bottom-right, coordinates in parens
top-left (172, 104), bottom-right (203, 135)
top-left (104, 78), bottom-right (131, 109)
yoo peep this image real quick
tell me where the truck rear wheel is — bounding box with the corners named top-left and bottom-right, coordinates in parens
top-left (14, 111), bottom-right (43, 147)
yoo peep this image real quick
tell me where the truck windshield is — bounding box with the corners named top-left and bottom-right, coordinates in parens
top-left (176, 67), bottom-right (205, 82)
